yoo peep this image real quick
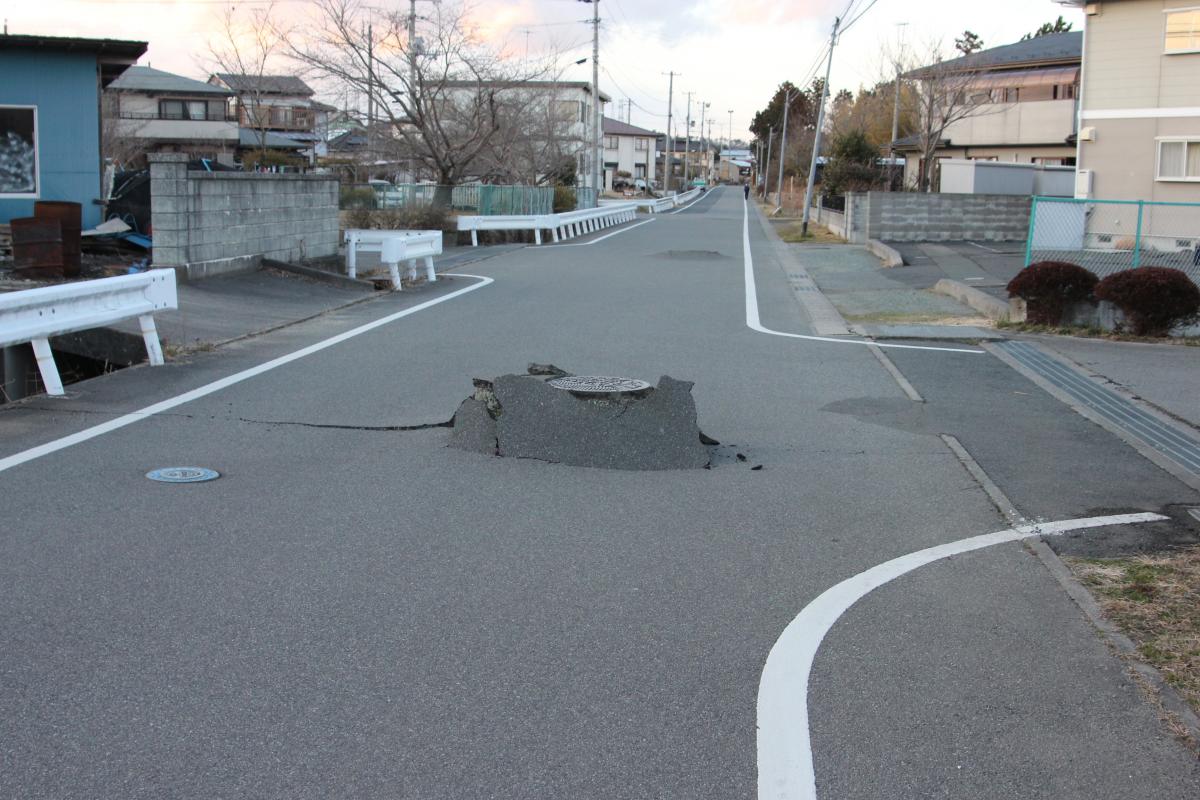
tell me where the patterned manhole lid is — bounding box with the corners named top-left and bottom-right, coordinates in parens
top-left (548, 376), bottom-right (651, 394)
top-left (146, 467), bottom-right (221, 484)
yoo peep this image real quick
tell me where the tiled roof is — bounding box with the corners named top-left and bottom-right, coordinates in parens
top-left (110, 66), bottom-right (232, 95)
top-left (215, 73), bottom-right (315, 96)
top-left (603, 116), bottom-right (656, 136)
top-left (907, 32), bottom-right (1081, 78)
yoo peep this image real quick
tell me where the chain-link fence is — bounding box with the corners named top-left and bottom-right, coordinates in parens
top-left (340, 183), bottom-right (598, 215)
top-left (1026, 197), bottom-right (1200, 285)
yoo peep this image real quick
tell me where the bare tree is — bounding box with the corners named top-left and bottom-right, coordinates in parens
top-left (100, 93), bottom-right (150, 169)
top-left (207, 1), bottom-right (284, 161)
top-left (907, 40), bottom-right (997, 191)
top-left (279, 0), bottom-right (571, 199)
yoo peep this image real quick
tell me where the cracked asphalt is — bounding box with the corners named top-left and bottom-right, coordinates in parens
top-left (2, 187), bottom-right (1198, 799)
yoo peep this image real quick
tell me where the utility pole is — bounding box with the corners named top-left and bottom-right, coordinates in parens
top-left (699, 101), bottom-right (709, 182)
top-left (889, 23), bottom-right (908, 190)
top-left (590, 0), bottom-right (601, 196)
top-left (802, 16), bottom-right (840, 237)
top-left (662, 71), bottom-right (676, 192)
top-left (775, 87), bottom-right (792, 212)
top-left (727, 109), bottom-right (733, 148)
top-left (683, 91), bottom-right (693, 183)
top-left (763, 127), bottom-right (774, 199)
top-left (366, 24), bottom-right (374, 174)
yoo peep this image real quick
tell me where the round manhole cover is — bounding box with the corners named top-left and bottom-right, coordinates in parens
top-left (548, 376), bottom-right (651, 394)
top-left (146, 467), bottom-right (221, 484)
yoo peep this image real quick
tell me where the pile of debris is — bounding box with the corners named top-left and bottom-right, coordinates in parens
top-left (448, 364), bottom-right (714, 470)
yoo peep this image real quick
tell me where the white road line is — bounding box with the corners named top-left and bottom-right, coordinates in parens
top-left (0, 275), bottom-right (495, 475)
top-left (665, 190), bottom-right (711, 214)
top-left (756, 510), bottom-right (1168, 800)
top-left (536, 218), bottom-right (656, 248)
top-left (740, 198), bottom-right (984, 355)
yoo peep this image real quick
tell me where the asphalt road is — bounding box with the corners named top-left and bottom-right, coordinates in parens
top-left (2, 187), bottom-right (1198, 799)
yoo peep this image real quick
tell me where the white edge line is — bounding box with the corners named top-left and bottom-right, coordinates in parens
top-left (740, 197), bottom-right (984, 355)
top-left (0, 274), bottom-right (495, 475)
top-left (665, 189), bottom-right (710, 214)
top-left (756, 510), bottom-right (1169, 800)
top-left (536, 217), bottom-right (656, 248)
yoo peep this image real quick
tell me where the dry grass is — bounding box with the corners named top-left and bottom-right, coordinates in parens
top-left (1067, 548), bottom-right (1200, 718)
top-left (774, 222), bottom-right (847, 245)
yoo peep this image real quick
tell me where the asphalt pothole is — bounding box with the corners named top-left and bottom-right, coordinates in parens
top-left (446, 364), bottom-right (754, 471)
top-left (653, 250), bottom-right (727, 260)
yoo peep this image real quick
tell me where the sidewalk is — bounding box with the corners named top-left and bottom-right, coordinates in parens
top-left (792, 235), bottom-right (1199, 431)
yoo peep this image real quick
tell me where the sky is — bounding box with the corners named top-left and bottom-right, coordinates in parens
top-left (5, 0), bottom-right (1084, 141)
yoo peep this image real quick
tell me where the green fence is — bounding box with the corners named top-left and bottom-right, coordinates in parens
top-left (339, 184), bottom-right (598, 215)
top-left (1025, 196), bottom-right (1200, 284)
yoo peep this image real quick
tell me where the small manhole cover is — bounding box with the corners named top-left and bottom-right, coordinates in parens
top-left (146, 467), bottom-right (221, 483)
top-left (548, 376), bottom-right (651, 394)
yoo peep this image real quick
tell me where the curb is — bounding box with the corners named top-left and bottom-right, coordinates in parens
top-left (753, 205), bottom-right (853, 337)
top-left (932, 278), bottom-right (1014, 321)
top-left (867, 239), bottom-right (903, 268)
top-left (263, 258), bottom-right (378, 291)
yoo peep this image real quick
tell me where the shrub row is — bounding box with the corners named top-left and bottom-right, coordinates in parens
top-left (1007, 261), bottom-right (1200, 335)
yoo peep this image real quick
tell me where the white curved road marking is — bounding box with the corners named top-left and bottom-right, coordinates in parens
top-left (0, 275), bottom-right (495, 475)
top-left (756, 511), bottom-right (1169, 800)
top-left (740, 196), bottom-right (984, 355)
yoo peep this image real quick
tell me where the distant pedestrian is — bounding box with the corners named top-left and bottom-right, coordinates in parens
top-left (743, 183), bottom-right (750, 200)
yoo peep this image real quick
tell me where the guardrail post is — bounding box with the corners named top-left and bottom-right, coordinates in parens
top-left (138, 315), bottom-right (165, 366)
top-left (29, 338), bottom-right (64, 396)
top-left (1132, 199), bottom-right (1145, 268)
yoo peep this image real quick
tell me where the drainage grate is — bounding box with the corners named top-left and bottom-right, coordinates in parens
top-left (996, 340), bottom-right (1200, 474)
top-left (146, 467), bottom-right (221, 484)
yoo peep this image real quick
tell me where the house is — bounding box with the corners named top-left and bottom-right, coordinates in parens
top-left (716, 148), bottom-right (754, 182)
top-left (208, 73), bottom-right (331, 164)
top-left (602, 117), bottom-right (657, 190)
top-left (1063, 0), bottom-right (1200, 201)
top-left (0, 34), bottom-right (146, 228)
top-left (893, 32), bottom-right (1082, 189)
top-left (439, 80), bottom-right (610, 186)
top-left (105, 66), bottom-right (239, 165)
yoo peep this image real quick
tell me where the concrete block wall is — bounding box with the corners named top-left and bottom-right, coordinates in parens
top-left (863, 192), bottom-right (1031, 242)
top-left (149, 153), bottom-right (339, 279)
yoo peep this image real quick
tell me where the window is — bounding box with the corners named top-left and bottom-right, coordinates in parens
top-left (0, 105), bottom-right (38, 197)
top-left (1157, 138), bottom-right (1200, 180)
top-left (159, 99), bottom-right (225, 121)
top-left (1165, 9), bottom-right (1200, 53)
top-left (604, 135), bottom-right (617, 148)
top-left (635, 138), bottom-right (647, 151)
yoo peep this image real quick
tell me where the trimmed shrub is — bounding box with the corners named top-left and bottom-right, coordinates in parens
top-left (340, 186), bottom-right (377, 210)
top-left (553, 185), bottom-right (575, 213)
top-left (1006, 261), bottom-right (1099, 325)
top-left (1094, 267), bottom-right (1200, 335)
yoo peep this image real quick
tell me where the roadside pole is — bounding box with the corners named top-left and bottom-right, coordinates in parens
top-left (801, 16), bottom-right (840, 237)
top-left (763, 127), bottom-right (774, 200)
top-left (662, 71), bottom-right (676, 192)
top-left (684, 91), bottom-right (693, 184)
top-left (591, 0), bottom-right (601, 196)
top-left (775, 88), bottom-right (791, 213)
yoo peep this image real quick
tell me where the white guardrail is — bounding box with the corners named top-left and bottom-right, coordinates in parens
top-left (0, 269), bottom-right (177, 396)
top-left (599, 187), bottom-right (702, 215)
top-left (343, 229), bottom-right (443, 289)
top-left (458, 202), bottom-right (638, 246)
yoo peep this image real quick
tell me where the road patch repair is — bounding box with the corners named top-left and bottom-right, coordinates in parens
top-left (447, 364), bottom-right (717, 469)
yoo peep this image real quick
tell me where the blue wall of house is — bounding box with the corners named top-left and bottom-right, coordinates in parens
top-left (0, 49), bottom-right (103, 228)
